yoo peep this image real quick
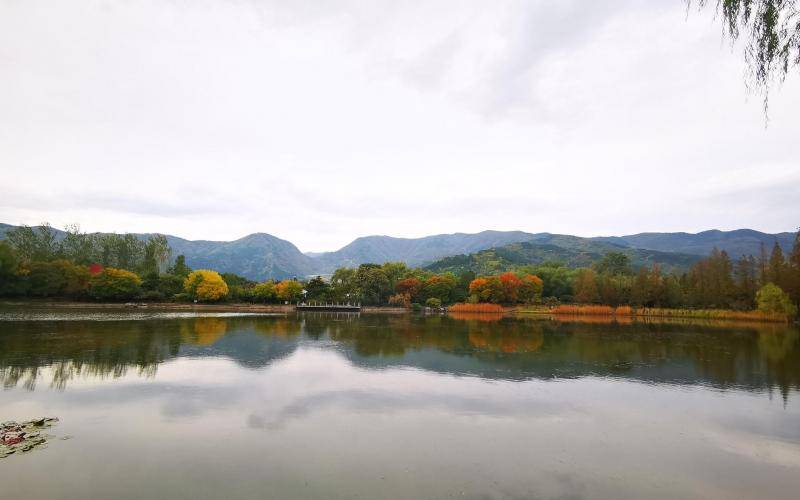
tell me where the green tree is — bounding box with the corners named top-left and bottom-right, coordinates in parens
top-left (631, 267), bottom-right (651, 306)
top-left (142, 234), bottom-right (171, 275)
top-left (60, 224), bottom-right (97, 264)
top-left (6, 224), bottom-right (58, 262)
top-left (114, 234), bottom-right (144, 271)
top-left (253, 281), bottom-right (277, 303)
top-left (21, 260), bottom-right (88, 298)
top-left (95, 233), bottom-right (145, 270)
top-left (425, 297), bottom-right (442, 309)
top-left (789, 228), bottom-right (800, 305)
top-left (421, 274), bottom-right (457, 304)
top-left (768, 241), bottom-right (788, 290)
top-left (598, 273), bottom-right (632, 307)
top-left (734, 254), bottom-right (758, 309)
top-left (687, 248), bottom-right (735, 308)
top-left (356, 264), bottom-right (391, 305)
top-left (756, 282), bottom-right (797, 316)
top-left (648, 264), bottom-right (667, 307)
top-left (594, 252), bottom-right (632, 276)
top-left (330, 267), bottom-right (358, 301)
top-left (0, 241), bottom-right (19, 294)
top-left (380, 262), bottom-right (409, 291)
top-left (522, 262), bottom-right (573, 301)
top-left (156, 274), bottom-right (184, 298)
top-left (25, 261), bottom-right (67, 297)
top-left (451, 270), bottom-right (476, 304)
top-left (169, 255), bottom-right (191, 278)
top-left (662, 275), bottom-right (685, 308)
top-left (758, 241), bottom-right (769, 285)
top-left (305, 276), bottom-right (330, 301)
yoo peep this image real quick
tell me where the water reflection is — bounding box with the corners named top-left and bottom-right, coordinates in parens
top-left (1, 312), bottom-right (798, 400)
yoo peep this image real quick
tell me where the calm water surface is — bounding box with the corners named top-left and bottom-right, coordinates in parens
top-left (1, 308), bottom-right (799, 500)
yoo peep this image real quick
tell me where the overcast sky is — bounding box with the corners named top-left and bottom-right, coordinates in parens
top-left (1, 0), bottom-right (798, 252)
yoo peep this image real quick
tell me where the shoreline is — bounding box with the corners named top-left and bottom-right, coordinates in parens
top-left (0, 300), bottom-right (407, 315)
top-left (511, 305), bottom-right (794, 324)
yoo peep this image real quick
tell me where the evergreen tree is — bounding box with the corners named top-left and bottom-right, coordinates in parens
top-left (758, 241), bottom-right (768, 286)
top-left (631, 267), bottom-right (651, 306)
top-left (734, 255), bottom-right (758, 309)
top-left (789, 229), bottom-right (800, 305)
top-left (768, 241), bottom-right (787, 289)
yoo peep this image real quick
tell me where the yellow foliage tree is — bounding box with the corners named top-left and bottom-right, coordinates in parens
top-left (276, 279), bottom-right (303, 302)
top-left (184, 270), bottom-right (229, 302)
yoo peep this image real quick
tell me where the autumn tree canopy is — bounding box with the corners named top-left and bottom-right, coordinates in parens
top-left (184, 270), bottom-right (229, 302)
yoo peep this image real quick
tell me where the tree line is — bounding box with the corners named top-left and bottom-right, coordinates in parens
top-left (1, 223), bottom-right (798, 316)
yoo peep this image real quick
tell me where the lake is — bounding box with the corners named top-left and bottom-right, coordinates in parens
top-left (1, 308), bottom-right (799, 499)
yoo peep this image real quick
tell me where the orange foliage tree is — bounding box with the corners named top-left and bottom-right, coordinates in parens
top-left (276, 280), bottom-right (303, 302)
top-left (468, 272), bottom-right (543, 304)
top-left (519, 274), bottom-right (544, 304)
top-left (574, 269), bottom-right (600, 304)
top-left (395, 277), bottom-right (422, 301)
top-left (469, 277), bottom-right (491, 302)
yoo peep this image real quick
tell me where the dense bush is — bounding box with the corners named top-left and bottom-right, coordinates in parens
top-left (425, 297), bottom-right (442, 309)
top-left (19, 260), bottom-right (90, 298)
top-left (141, 272), bottom-right (184, 299)
top-left (756, 283), bottom-right (797, 316)
top-left (252, 282), bottom-right (277, 303)
top-left (89, 268), bottom-right (142, 300)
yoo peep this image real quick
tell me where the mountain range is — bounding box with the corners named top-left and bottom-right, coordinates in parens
top-left (0, 223), bottom-right (794, 281)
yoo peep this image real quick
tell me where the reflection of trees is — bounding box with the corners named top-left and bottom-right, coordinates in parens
top-left (466, 321), bottom-right (544, 354)
top-left (2, 314), bottom-right (798, 398)
top-left (252, 318), bottom-right (302, 338)
top-left (758, 328), bottom-right (800, 402)
top-left (323, 315), bottom-right (800, 397)
top-left (181, 318), bottom-right (228, 346)
top-left (0, 319), bottom-right (182, 390)
top-left (448, 312), bottom-right (504, 323)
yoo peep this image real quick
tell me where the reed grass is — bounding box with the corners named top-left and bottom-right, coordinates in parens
top-left (633, 307), bottom-right (789, 323)
top-left (449, 303), bottom-right (505, 313)
top-left (551, 305), bottom-right (614, 315)
top-left (523, 303), bottom-right (790, 323)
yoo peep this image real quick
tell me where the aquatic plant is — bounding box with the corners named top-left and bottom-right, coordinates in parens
top-left (0, 418), bottom-right (59, 458)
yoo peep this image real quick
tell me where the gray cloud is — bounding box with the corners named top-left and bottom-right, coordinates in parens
top-left (1, 0), bottom-right (797, 249)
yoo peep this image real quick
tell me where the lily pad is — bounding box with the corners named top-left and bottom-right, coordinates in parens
top-left (0, 418), bottom-right (59, 459)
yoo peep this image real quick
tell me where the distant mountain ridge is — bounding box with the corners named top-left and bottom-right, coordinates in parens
top-left (0, 223), bottom-right (794, 281)
top-left (0, 223), bottom-right (315, 280)
top-left (591, 229), bottom-right (795, 258)
top-left (425, 240), bottom-right (701, 275)
top-left (309, 230), bottom-right (540, 272)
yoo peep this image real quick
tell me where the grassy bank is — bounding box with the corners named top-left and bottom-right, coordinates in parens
top-left (514, 304), bottom-right (793, 323)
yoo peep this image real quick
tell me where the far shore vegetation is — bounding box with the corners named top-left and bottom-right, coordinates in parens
top-left (1, 223), bottom-right (799, 323)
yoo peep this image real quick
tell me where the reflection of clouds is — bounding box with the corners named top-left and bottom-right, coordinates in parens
top-left (252, 387), bottom-right (583, 430)
top-left (702, 427), bottom-right (800, 469)
top-left (51, 382), bottom-right (248, 416)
